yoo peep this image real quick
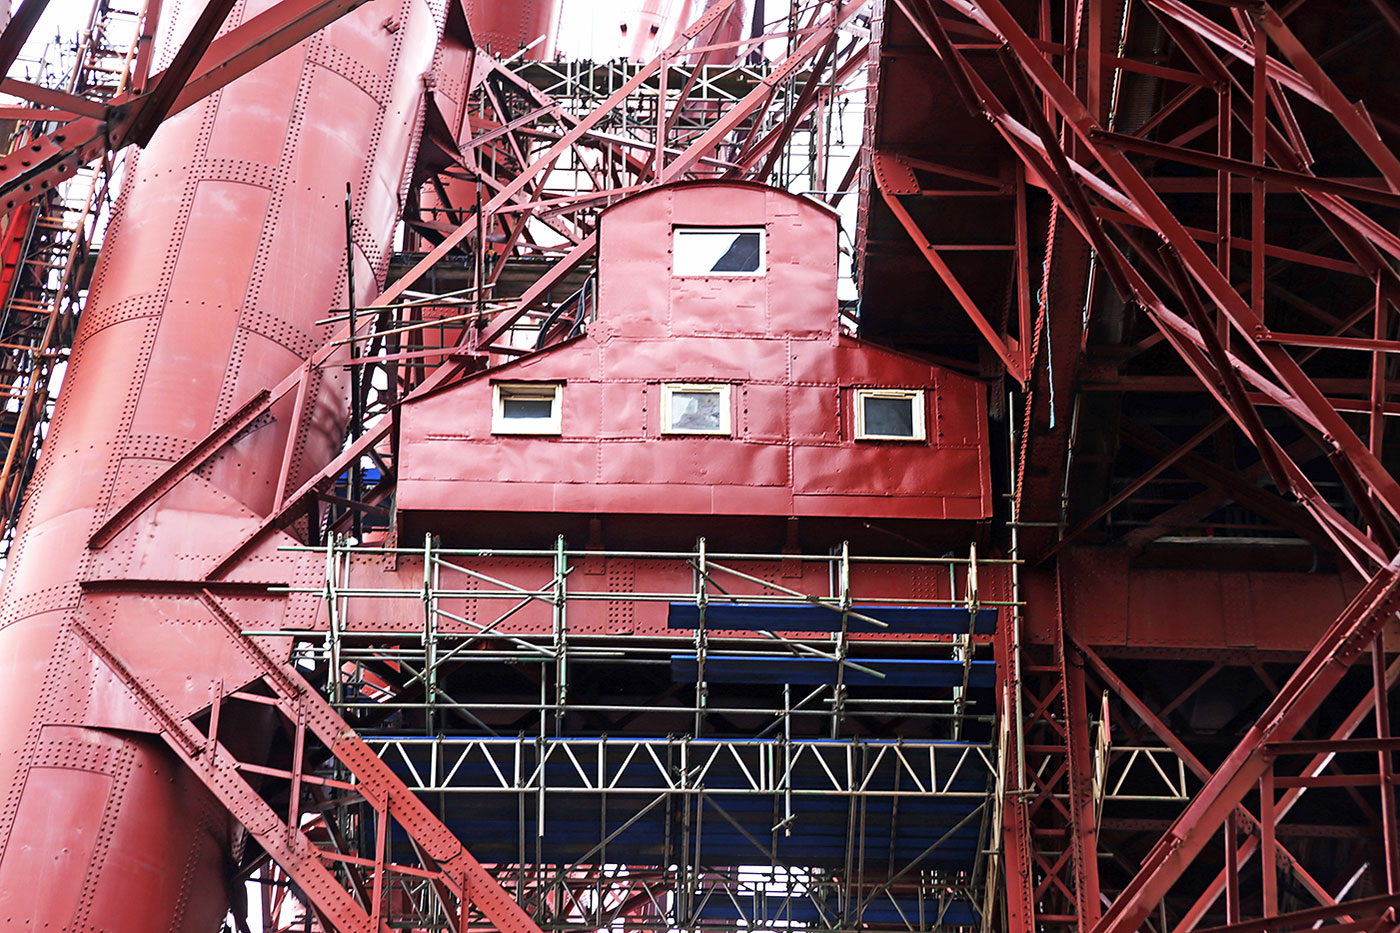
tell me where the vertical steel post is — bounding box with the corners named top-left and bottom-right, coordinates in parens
top-left (424, 532), bottom-right (438, 737)
top-left (783, 682), bottom-right (793, 835)
top-left (474, 181), bottom-right (484, 328)
top-left (695, 536), bottom-right (708, 737)
top-left (554, 534), bottom-right (567, 736)
top-left (834, 539), bottom-right (851, 738)
top-left (1216, 82), bottom-right (1231, 295)
top-left (655, 54), bottom-right (668, 178)
top-left (1250, 15), bottom-right (1266, 324)
top-left (998, 618), bottom-right (1034, 933)
top-left (345, 181), bottom-right (362, 541)
top-left (1014, 162), bottom-right (1032, 371)
top-left (1376, 632), bottom-right (1399, 891)
top-left (1062, 643), bottom-right (1102, 929)
top-left (1225, 812), bottom-right (1240, 925)
top-left (1371, 278), bottom-right (1387, 458)
top-left (326, 535), bottom-right (342, 705)
top-left (1261, 766), bottom-right (1278, 918)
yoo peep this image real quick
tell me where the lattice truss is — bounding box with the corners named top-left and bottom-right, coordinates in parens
top-left (867, 2), bottom-right (1400, 933)
top-left (247, 538), bottom-right (1004, 933)
top-left (923, 0), bottom-right (1400, 574)
top-left (413, 50), bottom-right (862, 261)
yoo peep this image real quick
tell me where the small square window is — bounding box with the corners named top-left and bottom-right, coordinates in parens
top-left (663, 384), bottom-right (731, 435)
top-left (673, 227), bottom-right (765, 276)
top-left (855, 389), bottom-right (925, 441)
top-left (492, 382), bottom-right (562, 435)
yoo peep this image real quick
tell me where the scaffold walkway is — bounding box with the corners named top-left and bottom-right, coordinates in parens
top-left (254, 538), bottom-right (1009, 933)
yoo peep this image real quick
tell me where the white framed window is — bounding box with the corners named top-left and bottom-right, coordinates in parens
top-left (855, 389), bottom-right (926, 441)
top-left (662, 383), bottom-right (731, 435)
top-left (672, 226), bottom-right (765, 276)
top-left (492, 382), bottom-right (562, 435)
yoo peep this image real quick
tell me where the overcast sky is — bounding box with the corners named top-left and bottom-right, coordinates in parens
top-left (12, 0), bottom-right (762, 78)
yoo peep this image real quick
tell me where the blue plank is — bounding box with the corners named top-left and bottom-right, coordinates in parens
top-left (671, 654), bottom-right (996, 687)
top-left (387, 792), bottom-right (987, 871)
top-left (667, 602), bottom-right (996, 634)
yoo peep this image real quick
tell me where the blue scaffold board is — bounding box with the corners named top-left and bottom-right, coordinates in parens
top-left (666, 602), bottom-right (996, 634)
top-left (670, 654), bottom-right (996, 688)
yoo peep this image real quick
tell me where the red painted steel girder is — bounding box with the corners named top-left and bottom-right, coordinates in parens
top-left (873, 155), bottom-right (1031, 383)
top-left (924, 0), bottom-right (1400, 564)
top-left (0, 0), bottom-right (53, 79)
top-left (70, 592), bottom-right (545, 933)
top-left (904, 0), bottom-right (1400, 931)
top-left (0, 0), bottom-right (377, 214)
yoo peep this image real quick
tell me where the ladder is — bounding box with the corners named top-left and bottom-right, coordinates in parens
top-left (0, 0), bottom-right (142, 555)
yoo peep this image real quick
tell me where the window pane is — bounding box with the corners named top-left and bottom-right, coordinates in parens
top-left (674, 229), bottom-right (763, 275)
top-left (670, 391), bottom-right (723, 431)
top-left (863, 395), bottom-right (915, 437)
top-left (502, 396), bottom-right (555, 420)
top-left (709, 232), bottom-right (761, 272)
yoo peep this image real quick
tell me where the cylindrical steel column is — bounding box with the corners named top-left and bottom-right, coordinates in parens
top-left (463, 0), bottom-right (560, 58)
top-left (0, 0), bottom-right (446, 924)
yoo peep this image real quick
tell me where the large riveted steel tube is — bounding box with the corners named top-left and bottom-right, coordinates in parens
top-left (0, 0), bottom-right (445, 924)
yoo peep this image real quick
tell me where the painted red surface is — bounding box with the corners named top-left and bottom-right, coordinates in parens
top-left (462, 0), bottom-right (560, 57)
top-left (1036, 549), bottom-right (1379, 652)
top-left (0, 199), bottom-right (32, 304)
top-left (617, 0), bottom-right (751, 62)
top-left (398, 181), bottom-right (993, 550)
top-left (0, 0), bottom-right (448, 924)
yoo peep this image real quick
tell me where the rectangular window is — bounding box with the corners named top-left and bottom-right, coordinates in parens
top-left (673, 227), bottom-right (765, 276)
top-left (855, 389), bottom-right (925, 441)
top-left (492, 382), bottom-right (562, 435)
top-left (663, 383), bottom-right (731, 435)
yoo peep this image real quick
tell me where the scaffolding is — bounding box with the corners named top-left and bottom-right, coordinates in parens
top-left (497, 53), bottom-right (862, 199)
top-left (0, 0), bottom-right (142, 552)
top-left (256, 538), bottom-right (1008, 933)
top-left (396, 15), bottom-right (870, 330)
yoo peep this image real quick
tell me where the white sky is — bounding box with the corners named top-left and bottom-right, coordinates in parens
top-left (11, 0), bottom-right (88, 87)
top-left (14, 0), bottom-right (771, 77)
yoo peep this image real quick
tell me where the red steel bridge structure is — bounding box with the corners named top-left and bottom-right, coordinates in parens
top-left (0, 0), bottom-right (1397, 932)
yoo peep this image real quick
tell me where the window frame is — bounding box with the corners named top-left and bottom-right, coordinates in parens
top-left (491, 381), bottom-right (563, 435)
top-left (854, 388), bottom-right (926, 442)
top-left (671, 225), bottom-right (766, 278)
top-left (661, 383), bottom-right (733, 436)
